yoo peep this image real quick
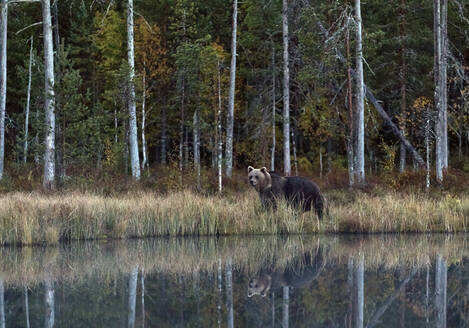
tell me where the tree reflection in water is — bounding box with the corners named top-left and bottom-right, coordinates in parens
top-left (0, 235), bottom-right (467, 327)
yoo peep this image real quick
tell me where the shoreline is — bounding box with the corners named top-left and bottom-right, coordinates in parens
top-left (0, 190), bottom-right (467, 245)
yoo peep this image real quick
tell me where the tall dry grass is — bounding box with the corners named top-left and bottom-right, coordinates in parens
top-left (0, 190), bottom-right (467, 245)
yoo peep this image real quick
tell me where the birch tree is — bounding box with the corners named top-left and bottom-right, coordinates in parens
top-left (399, 0), bottom-right (407, 173)
top-left (42, 0), bottom-right (56, 189)
top-left (24, 37), bottom-right (34, 164)
top-left (141, 70), bottom-right (148, 169)
top-left (217, 60), bottom-right (223, 192)
top-left (0, 0), bottom-right (7, 180)
top-left (271, 42), bottom-right (276, 172)
top-left (355, 0), bottom-right (365, 184)
top-left (434, 0), bottom-right (448, 183)
top-left (127, 0), bottom-right (141, 180)
top-left (225, 0), bottom-right (237, 178)
top-left (193, 106), bottom-right (200, 191)
top-left (282, 0), bottom-right (291, 176)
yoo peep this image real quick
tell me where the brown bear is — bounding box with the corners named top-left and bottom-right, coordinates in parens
top-left (247, 166), bottom-right (326, 219)
top-left (247, 248), bottom-right (324, 297)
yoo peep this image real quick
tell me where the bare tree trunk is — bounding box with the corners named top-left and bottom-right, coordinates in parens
top-left (355, 0), bottom-right (365, 184)
top-left (126, 0), bottom-right (141, 180)
top-left (42, 0), bottom-right (56, 190)
top-left (282, 286), bottom-right (289, 328)
top-left (128, 267), bottom-right (138, 328)
top-left (441, 0), bottom-right (448, 169)
top-left (346, 13), bottom-right (355, 186)
top-left (24, 286), bottom-right (30, 328)
top-left (24, 37), bottom-right (34, 164)
top-left (161, 105), bottom-right (167, 164)
top-left (0, 0), bottom-right (7, 180)
top-left (44, 279), bottom-right (54, 328)
top-left (179, 79), bottom-right (185, 182)
top-left (292, 128), bottom-right (298, 175)
top-left (399, 0), bottom-right (407, 173)
top-left (193, 107), bottom-right (200, 191)
top-left (435, 0), bottom-right (444, 182)
top-left (141, 70), bottom-right (148, 169)
top-left (226, 0), bottom-right (237, 178)
top-left (435, 255), bottom-right (447, 328)
top-left (225, 258), bottom-right (234, 328)
top-left (34, 108), bottom-right (39, 163)
top-left (426, 113), bottom-right (431, 190)
top-left (217, 61), bottom-right (223, 192)
top-left (282, 0), bottom-right (291, 176)
top-left (271, 42), bottom-right (276, 172)
top-left (0, 279), bottom-right (4, 328)
top-left (114, 107), bottom-right (118, 144)
top-left (319, 146), bottom-right (323, 179)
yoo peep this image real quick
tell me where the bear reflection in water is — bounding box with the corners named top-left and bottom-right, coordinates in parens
top-left (247, 247), bottom-right (324, 298)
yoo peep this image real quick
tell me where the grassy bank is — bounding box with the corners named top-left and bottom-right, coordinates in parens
top-left (0, 190), bottom-right (468, 245)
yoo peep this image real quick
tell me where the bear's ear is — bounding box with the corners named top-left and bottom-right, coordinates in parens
top-left (260, 167), bottom-right (268, 174)
top-left (248, 166), bottom-right (254, 173)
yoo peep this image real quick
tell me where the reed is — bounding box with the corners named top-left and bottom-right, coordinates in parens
top-left (0, 190), bottom-right (467, 245)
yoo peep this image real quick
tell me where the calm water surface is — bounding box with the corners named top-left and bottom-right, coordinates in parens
top-left (0, 235), bottom-right (468, 327)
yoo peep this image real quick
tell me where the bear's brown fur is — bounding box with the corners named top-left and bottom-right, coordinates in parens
top-left (248, 166), bottom-right (326, 219)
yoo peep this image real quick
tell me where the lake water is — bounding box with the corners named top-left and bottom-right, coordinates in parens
top-left (0, 235), bottom-right (467, 327)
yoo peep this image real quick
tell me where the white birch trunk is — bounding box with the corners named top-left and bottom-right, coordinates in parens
top-left (282, 286), bottom-right (289, 328)
top-left (44, 279), bottom-right (54, 328)
top-left (282, 0), bottom-right (291, 176)
top-left (292, 128), bottom-right (298, 175)
top-left (160, 106), bottom-right (167, 164)
top-left (434, 0), bottom-right (443, 182)
top-left (128, 266), bottom-right (138, 328)
top-left (441, 0), bottom-right (448, 169)
top-left (0, 0), bottom-right (6, 180)
top-left (141, 70), bottom-right (147, 169)
top-left (355, 0), bottom-right (365, 184)
top-left (42, 0), bottom-right (56, 189)
top-left (126, 0), bottom-right (141, 180)
top-left (225, 258), bottom-right (234, 328)
top-left (24, 37), bottom-right (34, 164)
top-left (193, 107), bottom-right (200, 191)
top-left (435, 255), bottom-right (447, 328)
top-left (225, 0), bottom-right (237, 178)
top-left (114, 108), bottom-right (118, 144)
top-left (217, 61), bottom-right (223, 192)
top-left (271, 43), bottom-right (276, 172)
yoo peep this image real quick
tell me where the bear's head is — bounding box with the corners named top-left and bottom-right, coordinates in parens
top-left (248, 166), bottom-right (272, 192)
top-left (247, 274), bottom-right (272, 297)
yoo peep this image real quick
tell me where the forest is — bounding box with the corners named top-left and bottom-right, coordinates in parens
top-left (0, 0), bottom-right (468, 194)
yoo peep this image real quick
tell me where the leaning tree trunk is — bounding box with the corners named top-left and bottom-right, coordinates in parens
top-left (282, 0), bottom-right (291, 176)
top-left (355, 0), bottom-right (365, 185)
top-left (126, 0), bottom-right (141, 180)
top-left (316, 19), bottom-right (425, 168)
top-left (24, 37), bottom-right (34, 164)
top-left (0, 0), bottom-right (7, 180)
top-left (225, 0), bottom-right (237, 178)
top-left (42, 0), bottom-right (56, 190)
